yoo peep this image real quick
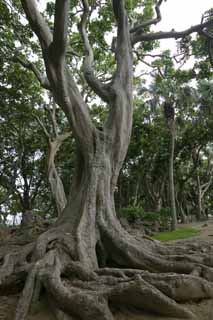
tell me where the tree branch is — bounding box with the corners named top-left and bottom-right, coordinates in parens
top-left (79, 0), bottom-right (111, 103)
top-left (130, 0), bottom-right (163, 33)
top-left (21, 0), bottom-right (52, 49)
top-left (44, 99), bottom-right (59, 138)
top-left (21, 0), bottom-right (95, 156)
top-left (201, 179), bottom-right (212, 198)
top-left (35, 116), bottom-right (50, 140)
top-left (50, 101), bottom-right (59, 138)
top-left (112, 0), bottom-right (132, 81)
top-left (15, 56), bottom-right (51, 90)
top-left (53, 0), bottom-right (69, 60)
top-left (131, 20), bottom-right (213, 45)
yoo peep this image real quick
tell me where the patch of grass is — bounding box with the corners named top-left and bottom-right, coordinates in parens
top-left (152, 227), bottom-right (200, 242)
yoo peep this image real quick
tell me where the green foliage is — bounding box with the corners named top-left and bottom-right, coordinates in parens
top-left (153, 227), bottom-right (200, 242)
top-left (119, 206), bottom-right (145, 222)
top-left (119, 206), bottom-right (170, 225)
top-left (0, 0), bottom-right (213, 225)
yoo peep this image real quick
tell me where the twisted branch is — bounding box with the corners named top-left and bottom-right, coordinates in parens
top-left (130, 0), bottom-right (163, 33)
top-left (79, 0), bottom-right (111, 102)
top-left (131, 19), bottom-right (213, 45)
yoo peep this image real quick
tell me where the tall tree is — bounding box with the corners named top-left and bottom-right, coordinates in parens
top-left (1, 1), bottom-right (213, 320)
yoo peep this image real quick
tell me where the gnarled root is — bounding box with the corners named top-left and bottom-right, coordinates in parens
top-left (15, 248), bottom-right (195, 320)
top-left (0, 221), bottom-right (213, 320)
top-left (99, 214), bottom-right (213, 279)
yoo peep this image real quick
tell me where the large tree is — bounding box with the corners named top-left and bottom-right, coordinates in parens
top-left (1, 1), bottom-right (213, 320)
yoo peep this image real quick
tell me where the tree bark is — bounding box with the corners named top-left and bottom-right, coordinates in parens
top-left (2, 1), bottom-right (212, 320)
top-left (47, 134), bottom-right (70, 216)
top-left (36, 104), bottom-right (71, 216)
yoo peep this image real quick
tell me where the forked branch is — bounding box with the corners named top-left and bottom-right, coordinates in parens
top-left (79, 0), bottom-right (111, 102)
top-left (130, 0), bottom-right (163, 33)
top-left (131, 19), bottom-right (213, 45)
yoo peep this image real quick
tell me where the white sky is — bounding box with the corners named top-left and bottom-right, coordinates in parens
top-left (154, 0), bottom-right (213, 54)
top-left (38, 1), bottom-right (213, 30)
top-left (38, 0), bottom-right (213, 52)
top-left (157, 0), bottom-right (212, 30)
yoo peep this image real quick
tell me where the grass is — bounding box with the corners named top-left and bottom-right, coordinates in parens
top-left (152, 227), bottom-right (200, 242)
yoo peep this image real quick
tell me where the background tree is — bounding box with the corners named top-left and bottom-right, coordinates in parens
top-left (36, 98), bottom-right (71, 217)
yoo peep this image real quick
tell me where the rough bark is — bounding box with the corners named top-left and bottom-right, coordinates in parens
top-left (2, 1), bottom-right (213, 320)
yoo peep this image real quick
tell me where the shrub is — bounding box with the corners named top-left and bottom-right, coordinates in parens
top-left (119, 207), bottom-right (171, 232)
top-left (118, 206), bottom-right (144, 222)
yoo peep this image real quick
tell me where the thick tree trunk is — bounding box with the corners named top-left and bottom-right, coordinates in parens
top-left (4, 1), bottom-right (212, 320)
top-left (9, 151), bottom-right (213, 320)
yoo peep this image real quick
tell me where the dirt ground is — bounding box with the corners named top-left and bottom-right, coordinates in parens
top-left (1, 219), bottom-right (213, 320)
top-left (178, 217), bottom-right (213, 240)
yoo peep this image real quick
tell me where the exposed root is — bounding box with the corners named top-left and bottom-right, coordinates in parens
top-left (15, 265), bottom-right (38, 320)
top-left (0, 221), bottom-right (213, 320)
top-left (0, 243), bottom-right (34, 288)
top-left (95, 268), bottom-right (213, 302)
top-left (99, 215), bottom-right (213, 279)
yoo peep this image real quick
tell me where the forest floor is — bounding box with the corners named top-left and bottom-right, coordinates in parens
top-left (0, 218), bottom-right (213, 320)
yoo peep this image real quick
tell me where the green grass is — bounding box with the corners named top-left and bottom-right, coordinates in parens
top-left (152, 227), bottom-right (200, 242)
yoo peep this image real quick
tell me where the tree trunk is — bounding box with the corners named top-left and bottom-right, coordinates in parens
top-left (155, 197), bottom-right (162, 212)
top-left (11, 133), bottom-right (213, 320)
top-left (3, 1), bottom-right (213, 320)
top-left (180, 202), bottom-right (187, 223)
top-left (47, 136), bottom-right (70, 216)
top-left (36, 108), bottom-right (70, 216)
top-left (169, 122), bottom-right (177, 230)
top-left (21, 209), bottom-right (35, 227)
top-left (133, 178), bottom-right (140, 207)
top-left (197, 173), bottom-right (203, 221)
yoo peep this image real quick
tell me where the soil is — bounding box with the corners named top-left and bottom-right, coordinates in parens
top-left (1, 219), bottom-right (213, 320)
top-left (178, 218), bottom-right (213, 241)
